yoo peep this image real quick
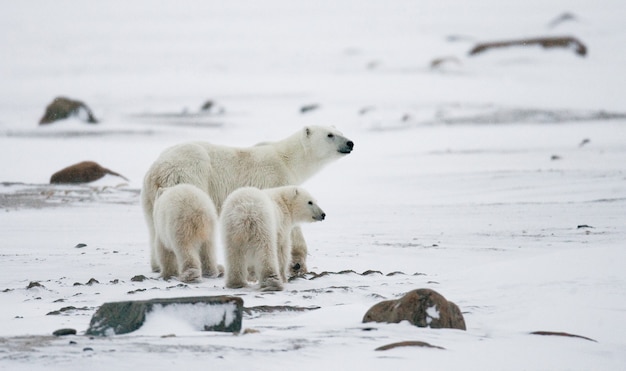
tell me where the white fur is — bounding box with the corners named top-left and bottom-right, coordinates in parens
top-left (152, 184), bottom-right (220, 282)
top-left (221, 186), bottom-right (326, 291)
top-left (141, 125), bottom-right (353, 275)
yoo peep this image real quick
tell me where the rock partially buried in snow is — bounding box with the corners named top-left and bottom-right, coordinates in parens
top-left (85, 296), bottom-right (243, 336)
top-left (39, 96), bottom-right (99, 125)
top-left (50, 161), bottom-right (129, 184)
top-left (362, 288), bottom-right (466, 330)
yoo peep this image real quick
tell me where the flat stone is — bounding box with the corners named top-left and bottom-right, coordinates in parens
top-left (85, 296), bottom-right (243, 336)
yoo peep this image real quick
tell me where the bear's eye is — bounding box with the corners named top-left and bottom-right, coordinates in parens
top-left (327, 133), bottom-right (334, 138)
top-left (308, 201), bottom-right (313, 205)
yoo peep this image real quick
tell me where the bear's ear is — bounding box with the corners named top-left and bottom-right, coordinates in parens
top-left (305, 127), bottom-right (311, 137)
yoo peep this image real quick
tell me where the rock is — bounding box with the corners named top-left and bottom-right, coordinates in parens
top-left (362, 288), bottom-right (466, 330)
top-left (469, 36), bottom-right (587, 57)
top-left (130, 274), bottom-right (148, 282)
top-left (50, 161), bottom-right (129, 184)
top-left (300, 104), bottom-right (320, 114)
top-left (375, 340), bottom-right (445, 351)
top-left (85, 296), bottom-right (243, 336)
top-left (26, 281), bottom-right (44, 289)
top-left (39, 96), bottom-right (98, 125)
top-left (53, 328), bottom-right (77, 336)
top-left (548, 12), bottom-right (578, 29)
top-left (530, 330), bottom-right (597, 342)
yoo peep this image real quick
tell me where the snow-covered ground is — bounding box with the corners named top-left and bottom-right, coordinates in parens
top-left (1, 1), bottom-right (625, 370)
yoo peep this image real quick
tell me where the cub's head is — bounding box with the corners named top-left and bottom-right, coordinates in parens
top-left (286, 186), bottom-right (326, 224)
top-left (300, 125), bottom-right (354, 160)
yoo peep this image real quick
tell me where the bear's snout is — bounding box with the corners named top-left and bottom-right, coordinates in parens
top-left (338, 139), bottom-right (354, 154)
top-left (314, 212), bottom-right (326, 221)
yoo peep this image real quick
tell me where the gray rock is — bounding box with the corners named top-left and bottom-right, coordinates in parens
top-left (86, 296), bottom-right (243, 336)
top-left (53, 328), bottom-right (77, 336)
top-left (362, 288), bottom-right (466, 330)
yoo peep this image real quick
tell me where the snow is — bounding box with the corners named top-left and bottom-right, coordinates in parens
top-left (137, 302), bottom-right (239, 336)
top-left (1, 0), bottom-right (626, 370)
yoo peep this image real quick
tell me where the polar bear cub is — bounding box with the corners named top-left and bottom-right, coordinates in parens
top-left (221, 186), bottom-right (326, 291)
top-left (153, 184), bottom-right (220, 282)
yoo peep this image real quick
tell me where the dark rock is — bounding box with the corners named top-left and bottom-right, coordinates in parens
top-left (131, 275), bottom-right (148, 282)
top-left (375, 340), bottom-right (446, 351)
top-left (530, 330), bottom-right (597, 342)
top-left (469, 36), bottom-right (587, 57)
top-left (430, 56), bottom-right (461, 70)
top-left (362, 270), bottom-right (383, 276)
top-left (39, 96), bottom-right (98, 125)
top-left (243, 305), bottom-right (320, 317)
top-left (300, 104), bottom-right (320, 114)
top-left (85, 296), bottom-right (243, 336)
top-left (47, 306), bottom-right (89, 316)
top-left (577, 224), bottom-right (594, 229)
top-left (50, 161), bottom-right (129, 184)
top-left (200, 100), bottom-right (215, 111)
top-left (53, 328), bottom-right (77, 336)
top-left (548, 12), bottom-right (578, 29)
top-left (74, 243), bottom-right (87, 248)
top-left (86, 278), bottom-right (99, 285)
top-left (363, 288), bottom-right (466, 330)
top-left (26, 281), bottom-right (44, 289)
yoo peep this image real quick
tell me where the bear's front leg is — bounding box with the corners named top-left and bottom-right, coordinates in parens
top-left (290, 226), bottom-right (308, 277)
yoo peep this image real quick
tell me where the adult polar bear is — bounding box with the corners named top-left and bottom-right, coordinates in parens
top-left (141, 125), bottom-right (354, 275)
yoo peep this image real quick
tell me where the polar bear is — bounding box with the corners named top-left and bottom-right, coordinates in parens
top-left (152, 184), bottom-right (221, 282)
top-left (221, 186), bottom-right (326, 291)
top-left (142, 125), bottom-right (353, 276)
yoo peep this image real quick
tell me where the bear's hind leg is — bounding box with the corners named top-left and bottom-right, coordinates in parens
top-left (148, 222), bottom-right (161, 273)
top-left (157, 240), bottom-right (178, 280)
top-left (256, 247), bottom-right (283, 292)
top-left (225, 243), bottom-right (248, 289)
top-left (175, 244), bottom-right (202, 283)
top-left (199, 240), bottom-right (221, 278)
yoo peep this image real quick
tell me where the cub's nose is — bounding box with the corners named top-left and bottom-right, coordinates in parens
top-left (320, 213), bottom-right (326, 220)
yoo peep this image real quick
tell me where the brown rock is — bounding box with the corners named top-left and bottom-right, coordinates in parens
top-left (375, 340), bottom-right (445, 351)
top-left (469, 36), bottom-right (587, 57)
top-left (363, 288), bottom-right (466, 330)
top-left (39, 96), bottom-right (98, 125)
top-left (50, 161), bottom-right (128, 184)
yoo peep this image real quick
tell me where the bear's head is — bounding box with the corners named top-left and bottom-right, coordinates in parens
top-left (301, 125), bottom-right (354, 160)
top-left (286, 186), bottom-right (326, 224)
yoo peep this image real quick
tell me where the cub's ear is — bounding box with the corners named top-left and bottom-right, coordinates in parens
top-left (305, 127), bottom-right (311, 137)
top-left (294, 188), bottom-right (299, 196)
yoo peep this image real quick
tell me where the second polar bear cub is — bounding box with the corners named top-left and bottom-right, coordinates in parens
top-left (221, 186), bottom-right (325, 291)
top-left (153, 184), bottom-right (221, 283)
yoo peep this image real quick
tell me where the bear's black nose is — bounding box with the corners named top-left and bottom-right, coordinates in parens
top-left (346, 141), bottom-right (354, 149)
top-left (320, 213), bottom-right (326, 220)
